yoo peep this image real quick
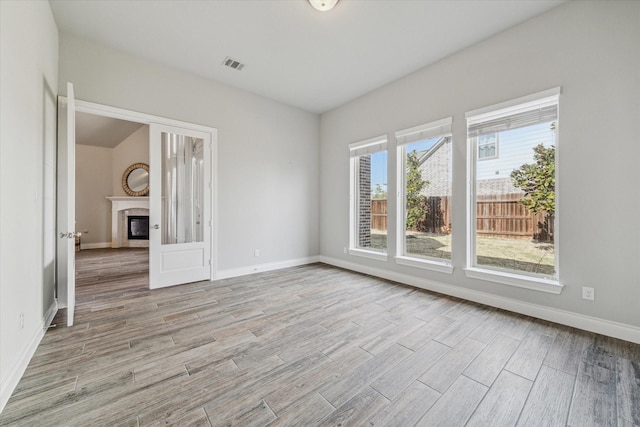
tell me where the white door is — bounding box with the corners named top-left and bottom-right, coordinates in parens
top-left (149, 123), bottom-right (212, 288)
top-left (56, 82), bottom-right (77, 326)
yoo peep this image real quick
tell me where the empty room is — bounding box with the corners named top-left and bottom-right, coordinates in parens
top-left (1, 0), bottom-right (638, 426)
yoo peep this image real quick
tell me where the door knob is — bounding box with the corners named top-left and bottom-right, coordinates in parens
top-left (153, 224), bottom-right (160, 229)
top-left (59, 232), bottom-right (82, 239)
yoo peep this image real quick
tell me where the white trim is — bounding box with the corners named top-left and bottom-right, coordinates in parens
top-left (395, 144), bottom-right (407, 260)
top-left (349, 134), bottom-right (387, 157)
top-left (0, 300), bottom-right (58, 413)
top-left (80, 242), bottom-right (111, 250)
top-left (348, 248), bottom-right (388, 262)
top-left (70, 99), bottom-right (216, 133)
top-left (465, 87), bottom-right (561, 121)
top-left (395, 256), bottom-right (453, 274)
top-left (43, 299), bottom-right (59, 330)
top-left (464, 267), bottom-right (562, 294)
top-left (211, 135), bottom-right (219, 282)
top-left (213, 256), bottom-right (320, 280)
top-left (318, 256), bottom-right (640, 344)
top-left (395, 117), bottom-right (452, 146)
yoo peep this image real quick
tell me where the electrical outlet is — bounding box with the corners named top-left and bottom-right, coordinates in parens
top-left (582, 287), bottom-right (595, 301)
top-left (254, 249), bottom-right (260, 257)
top-left (19, 312), bottom-right (24, 331)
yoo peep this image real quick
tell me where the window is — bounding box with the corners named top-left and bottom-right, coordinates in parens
top-left (466, 88), bottom-right (560, 292)
top-left (478, 133), bottom-right (498, 159)
top-left (349, 135), bottom-right (388, 260)
top-left (395, 118), bottom-right (453, 273)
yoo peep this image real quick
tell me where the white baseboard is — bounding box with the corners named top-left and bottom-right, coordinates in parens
top-left (214, 256), bottom-right (321, 280)
top-left (0, 300), bottom-right (58, 413)
top-left (43, 299), bottom-right (58, 330)
top-left (80, 242), bottom-right (111, 250)
top-left (319, 256), bottom-right (640, 344)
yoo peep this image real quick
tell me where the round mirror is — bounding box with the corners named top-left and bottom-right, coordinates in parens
top-left (122, 163), bottom-right (149, 196)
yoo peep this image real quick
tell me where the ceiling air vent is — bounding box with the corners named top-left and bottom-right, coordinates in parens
top-left (222, 56), bottom-right (245, 71)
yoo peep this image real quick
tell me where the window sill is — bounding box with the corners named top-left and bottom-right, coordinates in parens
top-left (395, 256), bottom-right (453, 274)
top-left (348, 248), bottom-right (388, 262)
top-left (464, 267), bottom-right (562, 294)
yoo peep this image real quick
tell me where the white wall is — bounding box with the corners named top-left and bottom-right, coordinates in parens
top-left (76, 145), bottom-right (113, 246)
top-left (0, 0), bottom-right (59, 411)
top-left (111, 125), bottom-right (149, 197)
top-left (59, 34), bottom-right (320, 273)
top-left (320, 1), bottom-right (640, 332)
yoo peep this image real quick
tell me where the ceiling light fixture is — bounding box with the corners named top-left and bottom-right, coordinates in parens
top-left (308, 0), bottom-right (339, 12)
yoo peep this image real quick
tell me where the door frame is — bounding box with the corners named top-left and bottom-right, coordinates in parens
top-left (63, 98), bottom-right (218, 286)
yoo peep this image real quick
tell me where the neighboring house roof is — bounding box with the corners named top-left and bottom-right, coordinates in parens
top-left (414, 137), bottom-right (451, 197)
top-left (416, 137), bottom-right (447, 167)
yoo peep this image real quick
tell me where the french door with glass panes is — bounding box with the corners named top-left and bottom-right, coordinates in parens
top-left (149, 124), bottom-right (212, 288)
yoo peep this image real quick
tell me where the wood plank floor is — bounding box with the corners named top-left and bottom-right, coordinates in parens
top-left (1, 248), bottom-right (639, 426)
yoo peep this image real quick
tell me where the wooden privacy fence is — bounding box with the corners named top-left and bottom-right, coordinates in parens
top-left (370, 194), bottom-right (553, 240)
top-left (371, 198), bottom-right (388, 231)
top-left (477, 193), bottom-right (553, 240)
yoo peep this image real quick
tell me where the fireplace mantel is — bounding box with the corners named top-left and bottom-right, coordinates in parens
top-left (106, 196), bottom-right (149, 248)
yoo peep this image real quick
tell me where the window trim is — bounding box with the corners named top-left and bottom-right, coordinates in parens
top-left (466, 88), bottom-right (562, 292)
top-left (349, 135), bottom-right (388, 259)
top-left (349, 134), bottom-right (388, 157)
top-left (464, 267), bottom-right (561, 294)
top-left (395, 255), bottom-right (453, 274)
top-left (395, 117), bottom-right (453, 271)
top-left (349, 248), bottom-right (389, 261)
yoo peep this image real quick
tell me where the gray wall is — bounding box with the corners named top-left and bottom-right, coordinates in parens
top-left (75, 145), bottom-right (113, 245)
top-left (111, 126), bottom-right (149, 197)
top-left (75, 126), bottom-right (151, 247)
top-left (0, 0), bottom-right (58, 409)
top-left (319, 1), bottom-right (640, 327)
top-left (59, 34), bottom-right (321, 273)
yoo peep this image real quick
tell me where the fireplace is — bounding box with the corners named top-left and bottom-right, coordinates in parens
top-left (127, 215), bottom-right (149, 240)
top-left (107, 197), bottom-right (149, 248)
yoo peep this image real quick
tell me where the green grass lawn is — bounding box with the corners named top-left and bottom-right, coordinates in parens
top-left (369, 231), bottom-right (554, 275)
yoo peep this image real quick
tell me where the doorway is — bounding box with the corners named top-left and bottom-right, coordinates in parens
top-left (74, 111), bottom-right (151, 292)
top-left (58, 96), bottom-right (218, 325)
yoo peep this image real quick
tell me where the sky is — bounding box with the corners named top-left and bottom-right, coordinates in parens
top-left (369, 136), bottom-right (440, 193)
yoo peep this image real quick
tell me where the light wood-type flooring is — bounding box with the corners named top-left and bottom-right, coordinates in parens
top-left (1, 248), bottom-right (639, 426)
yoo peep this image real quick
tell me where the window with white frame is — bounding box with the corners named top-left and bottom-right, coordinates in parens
top-left (349, 135), bottom-right (388, 259)
top-left (466, 88), bottom-right (560, 288)
top-left (478, 133), bottom-right (498, 160)
top-left (395, 118), bottom-right (453, 271)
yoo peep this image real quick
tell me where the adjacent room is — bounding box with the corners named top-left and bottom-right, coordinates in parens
top-left (1, 0), bottom-right (638, 425)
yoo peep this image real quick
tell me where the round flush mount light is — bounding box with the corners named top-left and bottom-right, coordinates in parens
top-left (308, 0), bottom-right (339, 12)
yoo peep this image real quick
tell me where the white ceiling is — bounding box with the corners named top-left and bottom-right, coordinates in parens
top-left (76, 112), bottom-right (144, 148)
top-left (50, 0), bottom-right (565, 114)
